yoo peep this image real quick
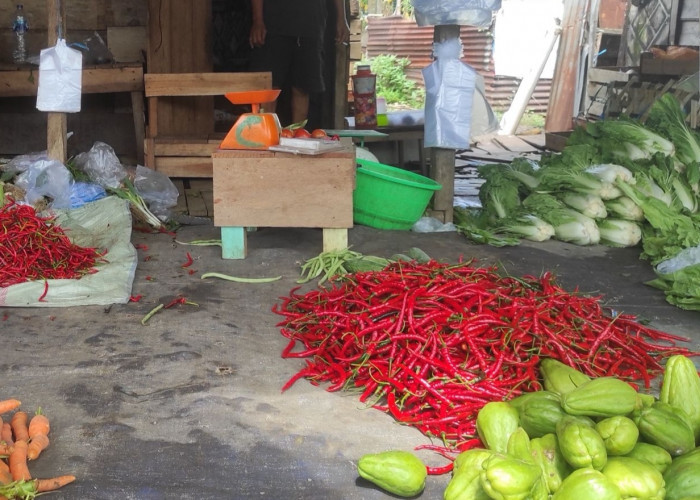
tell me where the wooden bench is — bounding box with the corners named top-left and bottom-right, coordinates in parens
top-left (143, 72), bottom-right (272, 177)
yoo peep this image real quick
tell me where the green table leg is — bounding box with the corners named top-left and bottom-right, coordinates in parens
top-left (221, 226), bottom-right (247, 259)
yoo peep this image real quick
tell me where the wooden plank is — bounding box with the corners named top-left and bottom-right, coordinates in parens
top-left (212, 148), bottom-right (355, 228)
top-left (144, 72), bottom-right (272, 97)
top-left (153, 140), bottom-right (220, 156)
top-left (518, 133), bottom-right (547, 149)
top-left (184, 185), bottom-right (209, 217)
top-left (0, 65), bottom-right (143, 97)
top-left (492, 135), bottom-right (538, 153)
top-left (153, 157), bottom-right (214, 178)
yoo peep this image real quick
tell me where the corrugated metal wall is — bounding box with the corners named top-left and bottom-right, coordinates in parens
top-left (365, 16), bottom-right (552, 112)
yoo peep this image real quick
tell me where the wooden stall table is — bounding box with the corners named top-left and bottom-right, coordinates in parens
top-left (212, 145), bottom-right (356, 259)
top-left (0, 62), bottom-right (145, 163)
top-left (327, 125), bottom-right (427, 174)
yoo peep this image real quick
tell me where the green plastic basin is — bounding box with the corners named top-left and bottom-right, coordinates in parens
top-left (353, 158), bottom-right (442, 230)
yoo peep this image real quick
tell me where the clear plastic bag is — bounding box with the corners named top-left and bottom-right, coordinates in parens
top-left (133, 165), bottom-right (180, 218)
top-left (411, 0), bottom-right (501, 26)
top-left (72, 141), bottom-right (127, 189)
top-left (14, 157), bottom-right (74, 209)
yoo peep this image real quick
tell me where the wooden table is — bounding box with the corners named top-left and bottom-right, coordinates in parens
top-left (327, 126), bottom-right (426, 174)
top-left (0, 62), bottom-right (145, 163)
top-left (212, 146), bottom-right (356, 259)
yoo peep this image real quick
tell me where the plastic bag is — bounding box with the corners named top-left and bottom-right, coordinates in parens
top-left (412, 216), bottom-right (457, 233)
top-left (14, 157), bottom-right (74, 209)
top-left (70, 31), bottom-right (114, 65)
top-left (72, 142), bottom-right (127, 190)
top-left (411, 0), bottom-right (501, 26)
top-left (36, 39), bottom-right (83, 113)
top-left (422, 38), bottom-right (476, 149)
top-left (133, 165), bottom-right (180, 218)
top-left (70, 182), bottom-right (107, 208)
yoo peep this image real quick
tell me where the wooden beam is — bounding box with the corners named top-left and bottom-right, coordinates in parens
top-left (544, 0), bottom-right (589, 133)
top-left (428, 24), bottom-right (460, 224)
top-left (46, 0), bottom-right (67, 162)
top-left (0, 65), bottom-right (144, 97)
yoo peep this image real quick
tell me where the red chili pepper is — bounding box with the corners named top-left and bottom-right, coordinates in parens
top-left (181, 252), bottom-right (194, 268)
top-left (272, 260), bottom-right (700, 462)
top-left (38, 280), bottom-right (48, 302)
top-left (130, 294), bottom-right (143, 302)
top-left (0, 202), bottom-right (107, 287)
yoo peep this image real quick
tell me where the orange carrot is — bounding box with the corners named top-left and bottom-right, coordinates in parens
top-left (0, 401), bottom-right (20, 416)
top-left (26, 433), bottom-right (49, 461)
top-left (10, 412), bottom-right (28, 443)
top-left (8, 440), bottom-right (30, 481)
top-left (35, 475), bottom-right (76, 492)
top-left (27, 410), bottom-right (49, 439)
top-left (0, 460), bottom-right (12, 485)
top-left (0, 423), bottom-right (12, 446)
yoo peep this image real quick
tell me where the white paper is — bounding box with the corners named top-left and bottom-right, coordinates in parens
top-left (36, 39), bottom-right (83, 113)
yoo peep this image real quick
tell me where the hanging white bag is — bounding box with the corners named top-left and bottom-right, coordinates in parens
top-left (422, 38), bottom-right (476, 149)
top-left (36, 38), bottom-right (83, 113)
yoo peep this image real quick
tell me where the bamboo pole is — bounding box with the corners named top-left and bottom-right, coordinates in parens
top-left (46, 0), bottom-right (67, 162)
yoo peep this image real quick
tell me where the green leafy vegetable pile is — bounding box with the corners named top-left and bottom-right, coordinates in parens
top-left (455, 93), bottom-right (700, 310)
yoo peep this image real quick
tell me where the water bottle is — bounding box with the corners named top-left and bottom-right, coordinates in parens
top-left (12, 4), bottom-right (28, 64)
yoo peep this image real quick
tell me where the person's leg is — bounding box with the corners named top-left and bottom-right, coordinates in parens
top-left (290, 37), bottom-right (325, 124)
top-left (290, 87), bottom-right (310, 124)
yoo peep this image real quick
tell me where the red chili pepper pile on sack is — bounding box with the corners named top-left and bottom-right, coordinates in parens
top-left (274, 259), bottom-right (698, 450)
top-left (0, 201), bottom-right (107, 288)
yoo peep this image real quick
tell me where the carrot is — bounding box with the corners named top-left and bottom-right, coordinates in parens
top-left (27, 410), bottom-right (49, 439)
top-left (35, 475), bottom-right (76, 492)
top-left (0, 460), bottom-right (12, 485)
top-left (10, 411), bottom-right (28, 443)
top-left (0, 443), bottom-right (12, 456)
top-left (0, 475), bottom-right (76, 499)
top-left (26, 433), bottom-right (49, 461)
top-left (8, 440), bottom-right (30, 481)
top-left (0, 423), bottom-right (12, 446)
top-left (0, 401), bottom-right (20, 416)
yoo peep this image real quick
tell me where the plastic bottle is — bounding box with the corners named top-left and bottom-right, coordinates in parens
top-left (12, 4), bottom-right (28, 64)
top-left (352, 65), bottom-right (377, 129)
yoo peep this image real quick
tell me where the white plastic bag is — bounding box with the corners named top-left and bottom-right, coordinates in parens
top-left (422, 39), bottom-right (476, 149)
top-left (36, 39), bottom-right (83, 113)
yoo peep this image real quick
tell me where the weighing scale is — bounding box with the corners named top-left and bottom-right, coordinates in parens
top-left (220, 89), bottom-right (282, 150)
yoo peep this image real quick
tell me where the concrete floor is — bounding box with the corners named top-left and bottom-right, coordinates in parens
top-left (2, 222), bottom-right (699, 499)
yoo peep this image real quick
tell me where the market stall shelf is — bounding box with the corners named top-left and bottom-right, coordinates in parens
top-left (211, 146), bottom-right (356, 259)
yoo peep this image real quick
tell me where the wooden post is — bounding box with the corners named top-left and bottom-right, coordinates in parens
top-left (46, 0), bottom-right (67, 162)
top-left (427, 24), bottom-right (459, 224)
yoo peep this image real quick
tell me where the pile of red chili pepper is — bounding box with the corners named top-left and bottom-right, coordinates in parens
top-left (273, 259), bottom-right (698, 451)
top-left (0, 201), bottom-right (107, 288)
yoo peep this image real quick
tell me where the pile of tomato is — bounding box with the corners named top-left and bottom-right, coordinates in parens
top-left (280, 128), bottom-right (340, 141)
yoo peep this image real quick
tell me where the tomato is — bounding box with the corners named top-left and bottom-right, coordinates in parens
top-left (311, 128), bottom-right (328, 138)
top-left (280, 128), bottom-right (294, 138)
top-left (294, 128), bottom-right (312, 138)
